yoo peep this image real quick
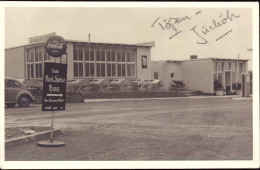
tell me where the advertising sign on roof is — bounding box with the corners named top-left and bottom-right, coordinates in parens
top-left (28, 32), bottom-right (56, 44)
top-left (45, 35), bottom-right (67, 58)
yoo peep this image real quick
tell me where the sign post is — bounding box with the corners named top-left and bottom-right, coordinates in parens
top-left (38, 35), bottom-right (67, 147)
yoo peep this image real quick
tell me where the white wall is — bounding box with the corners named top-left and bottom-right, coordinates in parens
top-left (136, 47), bottom-right (152, 80)
top-left (181, 59), bottom-right (214, 93)
top-left (66, 42), bottom-right (74, 81)
top-left (5, 47), bottom-right (25, 79)
top-left (151, 61), bottom-right (182, 90)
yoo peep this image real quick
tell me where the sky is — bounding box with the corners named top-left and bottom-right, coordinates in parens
top-left (4, 3), bottom-right (254, 70)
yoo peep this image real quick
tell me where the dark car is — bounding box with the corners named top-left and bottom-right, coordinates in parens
top-left (5, 77), bottom-right (35, 107)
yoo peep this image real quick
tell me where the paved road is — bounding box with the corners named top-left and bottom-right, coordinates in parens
top-left (5, 97), bottom-right (252, 160)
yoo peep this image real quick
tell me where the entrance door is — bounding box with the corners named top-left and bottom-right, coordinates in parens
top-left (225, 71), bottom-right (231, 94)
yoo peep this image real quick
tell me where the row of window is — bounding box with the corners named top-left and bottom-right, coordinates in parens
top-left (214, 62), bottom-right (243, 72)
top-left (25, 45), bottom-right (141, 79)
top-left (26, 47), bottom-right (51, 63)
top-left (74, 63), bottom-right (136, 78)
top-left (73, 44), bottom-right (136, 62)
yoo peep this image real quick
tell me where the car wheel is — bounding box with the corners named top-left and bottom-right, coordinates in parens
top-left (6, 103), bottom-right (16, 108)
top-left (18, 95), bottom-right (30, 107)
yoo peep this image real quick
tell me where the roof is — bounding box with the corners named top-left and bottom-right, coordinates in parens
top-left (152, 57), bottom-right (249, 63)
top-left (66, 39), bottom-right (155, 47)
top-left (5, 40), bottom-right (155, 50)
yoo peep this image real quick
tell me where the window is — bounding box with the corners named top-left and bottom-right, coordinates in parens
top-left (107, 63), bottom-right (116, 77)
top-left (74, 63), bottom-right (83, 77)
top-left (127, 49), bottom-right (136, 62)
top-left (78, 46), bottom-right (83, 61)
top-left (213, 62), bottom-right (217, 72)
top-left (44, 50), bottom-right (50, 61)
top-left (127, 64), bottom-right (135, 77)
top-left (35, 63), bottom-right (42, 78)
top-left (217, 62), bottom-right (222, 71)
top-left (35, 47), bottom-right (38, 62)
top-left (97, 63), bottom-right (105, 77)
top-left (96, 48), bottom-right (101, 61)
top-left (85, 63), bottom-right (95, 77)
top-left (224, 62), bottom-right (229, 70)
top-left (73, 44), bottom-right (84, 77)
top-left (101, 48), bottom-right (105, 61)
top-left (27, 64), bottom-right (34, 79)
top-left (171, 72), bottom-right (174, 78)
top-left (142, 56), bottom-right (147, 69)
top-left (117, 64), bottom-right (125, 77)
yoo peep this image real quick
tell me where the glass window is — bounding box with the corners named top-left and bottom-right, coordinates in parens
top-left (85, 63), bottom-right (90, 77)
top-left (127, 64), bottom-right (135, 77)
top-left (224, 62), bottom-right (229, 70)
top-left (121, 50), bottom-right (125, 62)
top-left (27, 49), bottom-right (31, 62)
top-left (118, 64), bottom-right (121, 77)
top-left (117, 51), bottom-right (121, 62)
top-left (35, 63), bottom-right (42, 78)
top-left (79, 63), bottom-right (83, 77)
top-left (231, 63), bottom-right (235, 72)
top-left (213, 62), bottom-right (217, 71)
top-left (107, 50), bottom-right (111, 61)
top-left (111, 50), bottom-right (115, 61)
top-left (90, 63), bottom-right (95, 77)
top-left (96, 49), bottom-right (101, 61)
top-left (101, 49), bottom-right (105, 61)
top-left (39, 48), bottom-right (42, 61)
top-left (85, 48), bottom-right (89, 61)
top-left (97, 63), bottom-right (101, 77)
top-left (101, 63), bottom-right (105, 77)
top-left (78, 46), bottom-right (83, 61)
top-left (73, 46), bottom-right (78, 60)
top-left (127, 51), bottom-right (131, 62)
top-left (30, 49), bottom-right (34, 62)
top-left (35, 48), bottom-right (38, 62)
top-left (122, 64), bottom-right (125, 77)
top-left (74, 63), bottom-right (83, 77)
top-left (239, 63), bottom-right (243, 73)
top-left (96, 63), bottom-right (105, 77)
top-left (74, 63), bottom-right (78, 77)
top-left (90, 48), bottom-right (94, 61)
top-left (27, 64), bottom-right (34, 79)
top-left (107, 64), bottom-right (111, 77)
top-left (112, 64), bottom-right (115, 77)
top-left (217, 62), bottom-right (222, 71)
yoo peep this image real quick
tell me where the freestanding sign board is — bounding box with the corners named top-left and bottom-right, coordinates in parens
top-left (42, 62), bottom-right (67, 111)
top-left (38, 35), bottom-right (67, 147)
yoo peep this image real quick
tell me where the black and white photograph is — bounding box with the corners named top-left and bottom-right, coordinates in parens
top-left (0, 1), bottom-right (259, 169)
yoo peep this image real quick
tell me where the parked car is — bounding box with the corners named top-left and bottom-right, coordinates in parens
top-left (5, 77), bottom-right (35, 107)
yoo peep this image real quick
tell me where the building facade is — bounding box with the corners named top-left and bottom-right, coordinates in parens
top-left (5, 39), bottom-right (154, 81)
top-left (152, 57), bottom-right (248, 93)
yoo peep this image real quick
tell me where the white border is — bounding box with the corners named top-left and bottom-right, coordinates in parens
top-left (0, 1), bottom-right (259, 169)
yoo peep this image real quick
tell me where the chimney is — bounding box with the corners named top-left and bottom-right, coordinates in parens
top-left (190, 55), bottom-right (198, 59)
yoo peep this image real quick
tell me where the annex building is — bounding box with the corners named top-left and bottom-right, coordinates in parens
top-left (151, 56), bottom-right (248, 94)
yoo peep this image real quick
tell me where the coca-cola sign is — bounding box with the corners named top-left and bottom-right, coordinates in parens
top-left (45, 35), bottom-right (67, 58)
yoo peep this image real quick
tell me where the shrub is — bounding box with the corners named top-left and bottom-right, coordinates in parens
top-left (214, 79), bottom-right (223, 91)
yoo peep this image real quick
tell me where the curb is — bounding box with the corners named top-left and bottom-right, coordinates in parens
top-left (5, 129), bottom-right (62, 148)
top-left (84, 95), bottom-right (243, 103)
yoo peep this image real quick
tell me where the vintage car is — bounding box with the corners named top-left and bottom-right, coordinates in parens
top-left (5, 77), bottom-right (35, 107)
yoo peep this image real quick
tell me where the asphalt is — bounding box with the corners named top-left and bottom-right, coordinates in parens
top-left (5, 96), bottom-right (253, 161)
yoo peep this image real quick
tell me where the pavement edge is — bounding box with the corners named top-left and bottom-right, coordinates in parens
top-left (5, 129), bottom-right (62, 148)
